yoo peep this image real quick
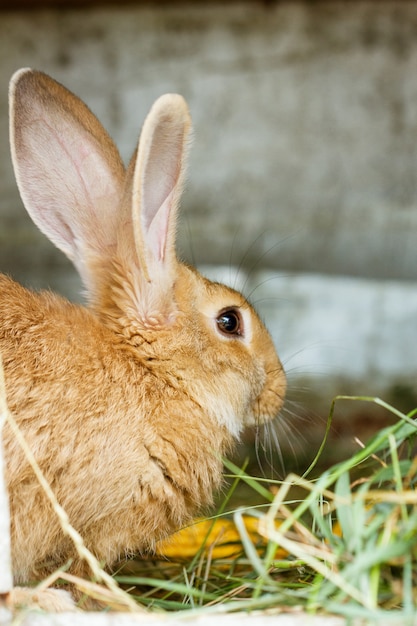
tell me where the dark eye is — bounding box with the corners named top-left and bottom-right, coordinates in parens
top-left (216, 309), bottom-right (243, 337)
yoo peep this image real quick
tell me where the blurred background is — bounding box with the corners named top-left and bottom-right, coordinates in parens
top-left (1, 0), bottom-right (417, 471)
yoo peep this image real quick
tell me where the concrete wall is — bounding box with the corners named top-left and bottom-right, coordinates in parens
top-left (1, 2), bottom-right (417, 431)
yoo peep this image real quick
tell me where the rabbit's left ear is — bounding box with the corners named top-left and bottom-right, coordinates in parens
top-left (9, 68), bottom-right (126, 292)
top-left (128, 94), bottom-right (192, 284)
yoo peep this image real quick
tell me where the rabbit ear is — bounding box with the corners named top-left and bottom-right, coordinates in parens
top-left (9, 68), bottom-right (125, 290)
top-left (129, 93), bottom-right (191, 283)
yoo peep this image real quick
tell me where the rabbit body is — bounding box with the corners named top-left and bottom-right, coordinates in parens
top-left (1, 269), bottom-right (233, 582)
top-left (1, 69), bottom-right (286, 590)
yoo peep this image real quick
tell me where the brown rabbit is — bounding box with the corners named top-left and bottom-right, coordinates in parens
top-left (1, 69), bottom-right (286, 609)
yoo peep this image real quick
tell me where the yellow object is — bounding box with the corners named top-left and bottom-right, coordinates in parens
top-left (156, 516), bottom-right (288, 561)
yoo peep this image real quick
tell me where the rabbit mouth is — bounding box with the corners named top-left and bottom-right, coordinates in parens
top-left (247, 377), bottom-right (287, 428)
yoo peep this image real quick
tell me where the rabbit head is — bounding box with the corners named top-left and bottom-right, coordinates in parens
top-left (3, 69), bottom-right (286, 586)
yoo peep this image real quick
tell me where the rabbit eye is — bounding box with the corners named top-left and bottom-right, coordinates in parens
top-left (216, 309), bottom-right (243, 337)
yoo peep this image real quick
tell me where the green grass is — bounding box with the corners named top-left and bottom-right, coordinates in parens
top-left (112, 396), bottom-right (417, 623)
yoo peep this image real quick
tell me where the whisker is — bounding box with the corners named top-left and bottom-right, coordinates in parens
top-left (239, 230), bottom-right (303, 296)
top-left (235, 231), bottom-right (268, 295)
top-left (229, 226), bottom-right (242, 290)
top-left (246, 278), bottom-right (294, 305)
top-left (254, 422), bottom-right (267, 478)
top-left (268, 421), bottom-right (286, 477)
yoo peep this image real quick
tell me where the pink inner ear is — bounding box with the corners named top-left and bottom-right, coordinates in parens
top-left (14, 108), bottom-right (124, 269)
top-left (144, 191), bottom-right (173, 262)
top-left (140, 122), bottom-right (183, 254)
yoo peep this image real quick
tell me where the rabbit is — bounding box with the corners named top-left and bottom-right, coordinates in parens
top-left (0, 68), bottom-right (286, 610)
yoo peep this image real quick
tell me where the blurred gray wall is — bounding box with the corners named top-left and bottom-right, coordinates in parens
top-left (1, 2), bottom-right (417, 430)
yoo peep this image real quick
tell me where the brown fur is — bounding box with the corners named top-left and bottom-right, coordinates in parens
top-left (2, 69), bottom-right (286, 607)
top-left (1, 272), bottom-right (233, 581)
